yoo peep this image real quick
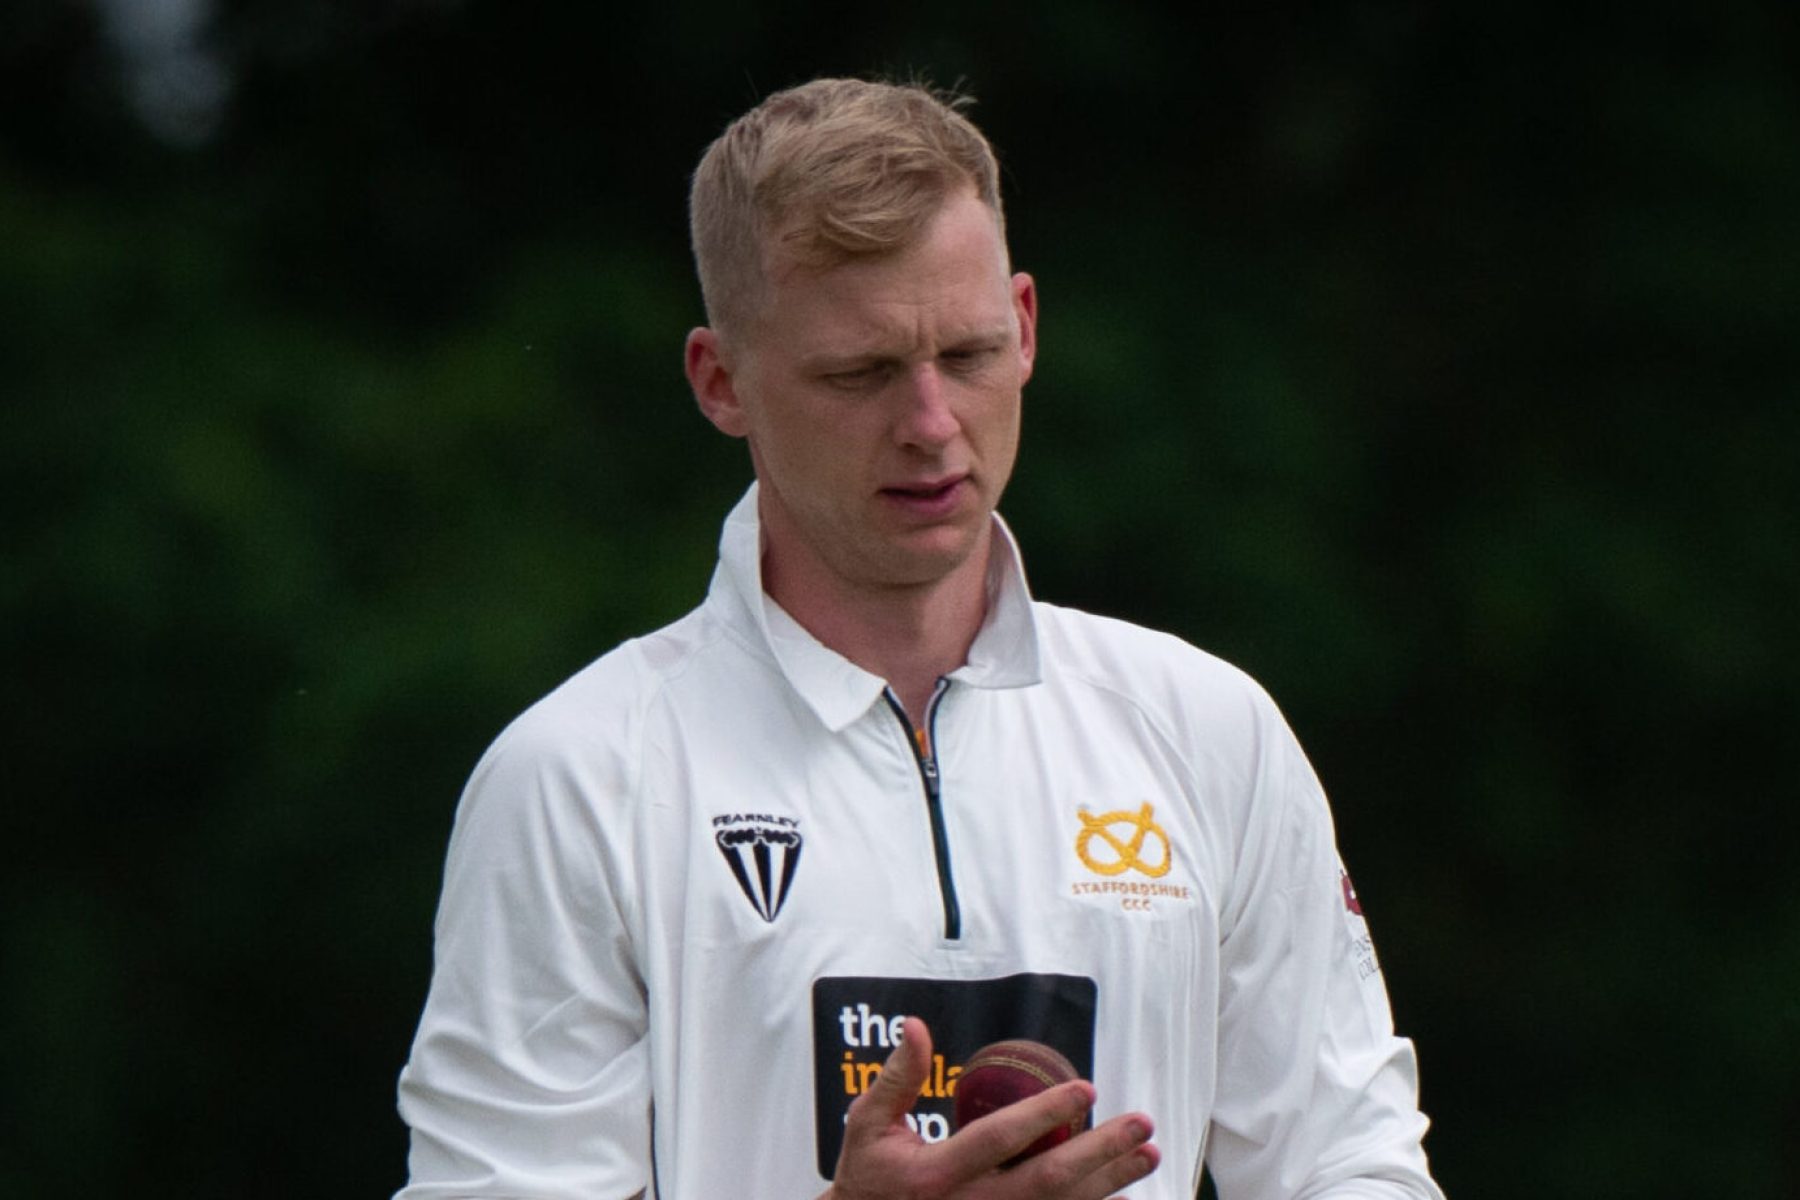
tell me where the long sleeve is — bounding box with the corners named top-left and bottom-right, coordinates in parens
top-left (1205, 705), bottom-right (1444, 1200)
top-left (395, 708), bottom-right (653, 1199)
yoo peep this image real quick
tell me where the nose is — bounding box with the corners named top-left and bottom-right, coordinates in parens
top-left (894, 363), bottom-right (959, 449)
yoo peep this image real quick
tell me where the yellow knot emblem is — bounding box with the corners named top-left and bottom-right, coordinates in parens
top-left (1075, 803), bottom-right (1172, 878)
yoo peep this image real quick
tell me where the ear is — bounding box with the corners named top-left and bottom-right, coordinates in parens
top-left (1011, 272), bottom-right (1039, 385)
top-left (686, 327), bottom-right (749, 438)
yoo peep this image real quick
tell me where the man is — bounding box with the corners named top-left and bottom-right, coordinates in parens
top-left (396, 78), bottom-right (1444, 1200)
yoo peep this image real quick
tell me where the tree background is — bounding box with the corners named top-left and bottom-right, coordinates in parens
top-left (4, 2), bottom-right (1796, 1196)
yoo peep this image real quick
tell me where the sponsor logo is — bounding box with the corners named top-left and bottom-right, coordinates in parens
top-left (712, 813), bottom-right (802, 923)
top-left (1340, 864), bottom-right (1380, 979)
top-left (810, 974), bottom-right (1097, 1181)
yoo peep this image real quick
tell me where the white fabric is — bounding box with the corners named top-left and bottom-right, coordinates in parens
top-left (395, 484), bottom-right (1444, 1200)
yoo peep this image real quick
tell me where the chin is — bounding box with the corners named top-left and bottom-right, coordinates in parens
top-left (875, 530), bottom-right (986, 588)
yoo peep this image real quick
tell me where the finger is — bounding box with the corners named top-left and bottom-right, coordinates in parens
top-left (936, 1078), bottom-right (1098, 1175)
top-left (1004, 1113), bottom-right (1159, 1200)
top-left (1084, 1137), bottom-right (1160, 1200)
top-left (844, 1015), bottom-right (932, 1129)
top-left (1079, 1124), bottom-right (1161, 1200)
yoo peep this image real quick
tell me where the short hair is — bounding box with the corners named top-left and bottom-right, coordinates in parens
top-left (689, 77), bottom-right (1006, 336)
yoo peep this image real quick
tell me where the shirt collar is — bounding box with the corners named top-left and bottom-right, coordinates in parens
top-left (707, 482), bottom-right (1043, 733)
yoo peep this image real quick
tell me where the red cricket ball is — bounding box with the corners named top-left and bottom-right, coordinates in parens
top-left (951, 1039), bottom-right (1087, 1167)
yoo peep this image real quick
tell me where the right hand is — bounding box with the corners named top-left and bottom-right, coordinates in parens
top-left (819, 1016), bottom-right (1160, 1200)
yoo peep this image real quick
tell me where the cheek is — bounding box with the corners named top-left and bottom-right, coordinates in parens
top-left (972, 390), bottom-right (1023, 462)
top-left (751, 408), bottom-right (866, 497)
top-left (992, 420), bottom-right (1021, 486)
top-left (747, 397), bottom-right (832, 467)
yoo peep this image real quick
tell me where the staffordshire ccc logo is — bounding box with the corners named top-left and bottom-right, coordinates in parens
top-left (713, 813), bottom-right (803, 922)
top-left (1075, 803), bottom-right (1171, 878)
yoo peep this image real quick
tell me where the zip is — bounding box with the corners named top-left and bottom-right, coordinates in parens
top-left (883, 680), bottom-right (960, 941)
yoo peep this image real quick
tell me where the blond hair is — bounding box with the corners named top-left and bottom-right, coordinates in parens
top-left (689, 77), bottom-right (1006, 335)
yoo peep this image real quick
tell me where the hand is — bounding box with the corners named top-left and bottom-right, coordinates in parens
top-left (819, 1017), bottom-right (1160, 1200)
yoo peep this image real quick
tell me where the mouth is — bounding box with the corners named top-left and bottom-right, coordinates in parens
top-left (879, 474), bottom-right (970, 516)
top-left (882, 476), bottom-right (964, 501)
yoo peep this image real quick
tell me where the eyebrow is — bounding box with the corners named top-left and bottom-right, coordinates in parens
top-left (799, 350), bottom-right (897, 373)
top-left (799, 328), bottom-right (1013, 373)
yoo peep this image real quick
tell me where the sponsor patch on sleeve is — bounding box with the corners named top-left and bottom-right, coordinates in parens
top-left (1341, 864), bottom-right (1381, 981)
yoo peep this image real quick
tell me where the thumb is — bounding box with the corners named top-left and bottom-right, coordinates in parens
top-left (850, 1015), bottom-right (932, 1126)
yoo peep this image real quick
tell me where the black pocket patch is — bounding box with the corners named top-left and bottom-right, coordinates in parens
top-left (810, 973), bottom-right (1098, 1179)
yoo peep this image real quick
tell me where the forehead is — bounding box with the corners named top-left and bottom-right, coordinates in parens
top-left (754, 194), bottom-right (1014, 351)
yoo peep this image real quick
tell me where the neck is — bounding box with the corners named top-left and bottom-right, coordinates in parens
top-left (763, 536), bottom-right (993, 728)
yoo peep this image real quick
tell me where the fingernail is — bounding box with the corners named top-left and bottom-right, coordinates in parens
top-left (1129, 1117), bottom-right (1152, 1143)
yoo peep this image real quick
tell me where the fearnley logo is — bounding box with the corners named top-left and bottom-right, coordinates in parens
top-left (1071, 802), bottom-right (1191, 912)
top-left (713, 813), bottom-right (803, 922)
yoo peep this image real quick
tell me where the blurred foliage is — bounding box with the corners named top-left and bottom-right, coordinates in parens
top-left (3, 2), bottom-right (1797, 1197)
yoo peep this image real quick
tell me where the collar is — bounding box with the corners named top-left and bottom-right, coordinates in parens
top-left (706, 482), bottom-right (1043, 733)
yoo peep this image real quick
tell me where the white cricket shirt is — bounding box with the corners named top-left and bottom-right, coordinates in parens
top-left (396, 485), bottom-right (1444, 1200)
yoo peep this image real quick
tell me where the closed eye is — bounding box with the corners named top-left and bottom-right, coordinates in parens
top-left (941, 345), bottom-right (1001, 372)
top-left (822, 363), bottom-right (893, 390)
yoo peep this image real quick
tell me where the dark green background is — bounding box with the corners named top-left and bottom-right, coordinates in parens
top-left (5, 2), bottom-right (1796, 1196)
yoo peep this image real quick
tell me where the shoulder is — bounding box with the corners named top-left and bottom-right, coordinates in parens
top-left (461, 605), bottom-right (722, 818)
top-left (1032, 601), bottom-right (1284, 737)
top-left (1030, 604), bottom-right (1331, 899)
